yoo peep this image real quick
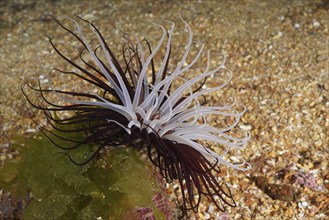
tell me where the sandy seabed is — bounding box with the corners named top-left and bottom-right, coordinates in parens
top-left (0, 0), bottom-right (328, 219)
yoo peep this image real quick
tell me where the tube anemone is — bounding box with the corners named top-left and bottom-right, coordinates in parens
top-left (22, 15), bottom-right (251, 215)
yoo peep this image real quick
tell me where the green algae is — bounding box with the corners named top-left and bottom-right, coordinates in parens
top-left (0, 130), bottom-right (166, 219)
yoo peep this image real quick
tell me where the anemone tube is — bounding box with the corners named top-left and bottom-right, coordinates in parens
top-left (22, 15), bottom-right (251, 215)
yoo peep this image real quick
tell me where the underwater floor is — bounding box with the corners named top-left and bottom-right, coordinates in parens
top-left (0, 0), bottom-right (328, 219)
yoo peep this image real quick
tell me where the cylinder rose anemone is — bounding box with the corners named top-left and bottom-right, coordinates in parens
top-left (22, 15), bottom-right (251, 215)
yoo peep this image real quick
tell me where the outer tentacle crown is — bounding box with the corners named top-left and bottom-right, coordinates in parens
top-left (23, 15), bottom-right (251, 215)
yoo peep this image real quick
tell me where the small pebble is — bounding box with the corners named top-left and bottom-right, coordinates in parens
top-left (239, 124), bottom-right (252, 131)
top-left (273, 31), bottom-right (283, 39)
top-left (265, 158), bottom-right (276, 167)
top-left (25, 128), bottom-right (37, 133)
top-left (230, 156), bottom-right (240, 163)
top-left (208, 204), bottom-right (214, 213)
top-left (313, 20), bottom-right (320, 27)
top-left (298, 201), bottom-right (308, 209)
